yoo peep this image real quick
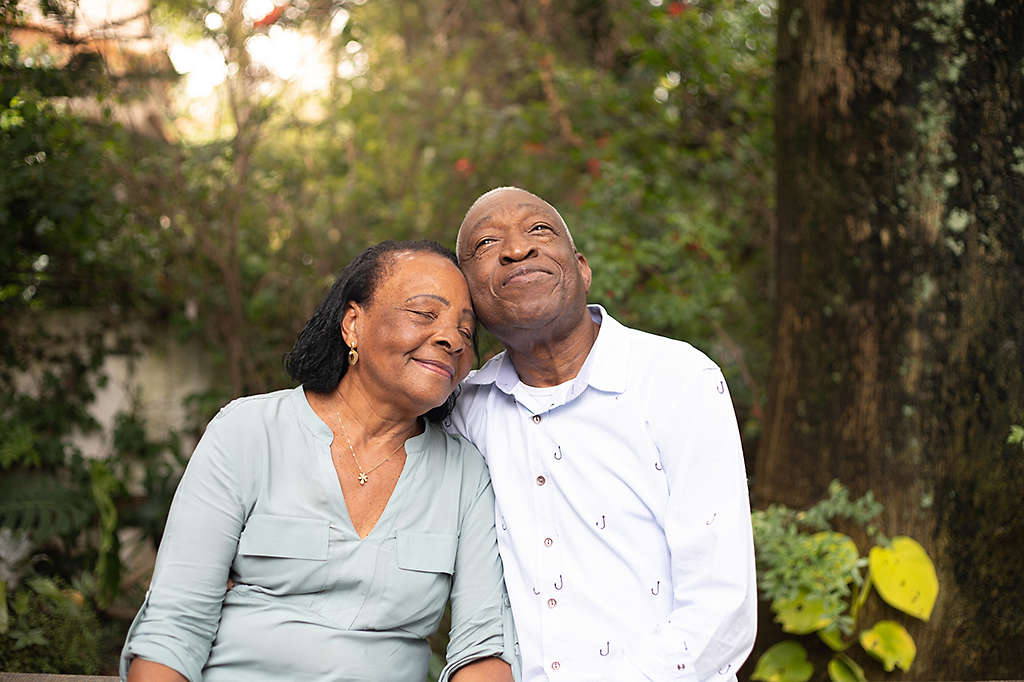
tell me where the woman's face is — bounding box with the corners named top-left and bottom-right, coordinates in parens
top-left (342, 251), bottom-right (475, 417)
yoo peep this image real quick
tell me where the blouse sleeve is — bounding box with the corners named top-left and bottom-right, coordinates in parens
top-left (120, 416), bottom-right (250, 682)
top-left (438, 441), bottom-right (518, 682)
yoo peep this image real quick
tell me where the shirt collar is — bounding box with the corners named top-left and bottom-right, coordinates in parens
top-left (463, 304), bottom-right (629, 396)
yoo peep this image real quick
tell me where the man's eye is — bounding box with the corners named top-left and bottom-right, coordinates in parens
top-left (458, 328), bottom-right (473, 340)
top-left (475, 237), bottom-right (496, 250)
top-left (529, 223), bottom-right (552, 232)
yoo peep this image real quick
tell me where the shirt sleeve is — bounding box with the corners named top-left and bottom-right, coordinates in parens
top-left (438, 441), bottom-right (519, 682)
top-left (120, 417), bottom-right (249, 682)
top-left (623, 367), bottom-right (757, 681)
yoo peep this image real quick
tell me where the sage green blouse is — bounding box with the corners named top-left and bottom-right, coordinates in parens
top-left (120, 386), bottom-right (514, 681)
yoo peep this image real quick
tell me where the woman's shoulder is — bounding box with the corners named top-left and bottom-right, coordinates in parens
top-left (209, 386), bottom-right (303, 431)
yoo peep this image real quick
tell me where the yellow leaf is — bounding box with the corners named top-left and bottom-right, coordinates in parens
top-left (828, 654), bottom-right (867, 682)
top-left (859, 620), bottom-right (916, 672)
top-left (869, 536), bottom-right (938, 620)
top-left (752, 641), bottom-right (815, 682)
top-left (773, 590), bottom-right (833, 634)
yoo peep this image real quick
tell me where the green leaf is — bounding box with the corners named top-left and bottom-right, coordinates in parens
top-left (859, 620), bottom-right (916, 672)
top-left (828, 653), bottom-right (866, 682)
top-left (868, 536), bottom-right (938, 620)
top-left (751, 641), bottom-right (814, 682)
top-left (0, 579), bottom-right (8, 634)
top-left (27, 576), bottom-right (62, 601)
top-left (819, 626), bottom-right (849, 651)
top-left (90, 459), bottom-right (121, 606)
top-left (773, 590), bottom-right (834, 634)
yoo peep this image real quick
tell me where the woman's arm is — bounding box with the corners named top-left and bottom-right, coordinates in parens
top-left (450, 656), bottom-right (513, 682)
top-left (119, 420), bottom-right (249, 681)
top-left (438, 442), bottom-right (519, 682)
top-left (126, 657), bottom-right (189, 682)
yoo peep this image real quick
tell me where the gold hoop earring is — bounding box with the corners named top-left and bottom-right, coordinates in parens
top-left (348, 346), bottom-right (359, 366)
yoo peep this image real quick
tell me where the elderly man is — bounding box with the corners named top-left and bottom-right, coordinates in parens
top-left (449, 187), bottom-right (757, 681)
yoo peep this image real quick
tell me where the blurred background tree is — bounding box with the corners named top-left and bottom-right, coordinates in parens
top-left (753, 1), bottom-right (1023, 677)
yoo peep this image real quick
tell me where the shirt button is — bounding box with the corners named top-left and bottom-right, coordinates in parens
top-left (532, 414), bottom-right (542, 424)
top-left (551, 661), bottom-right (560, 671)
top-left (536, 475), bottom-right (546, 486)
top-left (543, 537), bottom-right (553, 547)
top-left (677, 663), bottom-right (686, 670)
top-left (547, 598), bottom-right (557, 608)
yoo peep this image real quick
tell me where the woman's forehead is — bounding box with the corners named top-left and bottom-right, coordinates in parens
top-left (375, 252), bottom-right (466, 297)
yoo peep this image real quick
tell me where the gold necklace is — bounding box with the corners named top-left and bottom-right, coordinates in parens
top-left (332, 401), bottom-right (406, 485)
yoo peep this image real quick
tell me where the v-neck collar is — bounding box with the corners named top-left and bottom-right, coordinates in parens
top-left (293, 385), bottom-right (431, 540)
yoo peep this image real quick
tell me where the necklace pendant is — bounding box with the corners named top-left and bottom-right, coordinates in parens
top-left (358, 472), bottom-right (369, 485)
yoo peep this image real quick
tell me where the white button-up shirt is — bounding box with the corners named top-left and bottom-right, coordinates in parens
top-left (449, 306), bottom-right (757, 681)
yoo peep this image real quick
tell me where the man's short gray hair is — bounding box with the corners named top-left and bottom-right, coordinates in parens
top-left (456, 186), bottom-right (575, 260)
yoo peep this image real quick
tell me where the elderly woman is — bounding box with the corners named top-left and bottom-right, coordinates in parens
top-left (121, 241), bottom-right (515, 682)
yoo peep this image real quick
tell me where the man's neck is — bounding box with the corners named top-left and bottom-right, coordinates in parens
top-left (504, 310), bottom-right (600, 388)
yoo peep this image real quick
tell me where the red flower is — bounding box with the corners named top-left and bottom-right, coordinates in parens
top-left (454, 157), bottom-right (474, 176)
top-left (667, 2), bottom-right (687, 16)
top-left (254, 3), bottom-right (287, 27)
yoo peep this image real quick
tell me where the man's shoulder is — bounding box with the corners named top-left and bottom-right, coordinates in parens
top-left (425, 421), bottom-right (489, 477)
top-left (462, 350), bottom-right (507, 386)
top-left (618, 322), bottom-right (721, 378)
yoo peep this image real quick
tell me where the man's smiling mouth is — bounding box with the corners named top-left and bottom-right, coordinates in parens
top-left (502, 266), bottom-right (551, 286)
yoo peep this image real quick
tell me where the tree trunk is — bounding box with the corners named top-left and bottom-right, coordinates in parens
top-left (752, 0), bottom-right (1024, 678)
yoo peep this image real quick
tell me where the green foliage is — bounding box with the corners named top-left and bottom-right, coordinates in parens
top-left (752, 482), bottom-right (938, 679)
top-left (0, 5), bottom-right (192, 672)
top-left (0, 577), bottom-right (103, 674)
top-left (753, 481), bottom-right (881, 635)
top-left (0, 469), bottom-right (94, 540)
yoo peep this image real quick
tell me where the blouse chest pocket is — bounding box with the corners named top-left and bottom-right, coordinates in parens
top-left (234, 513), bottom-right (329, 595)
top-left (382, 531), bottom-right (457, 634)
top-left (397, 531), bottom-right (457, 573)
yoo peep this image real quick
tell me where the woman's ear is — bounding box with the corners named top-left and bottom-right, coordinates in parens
top-left (340, 301), bottom-right (362, 349)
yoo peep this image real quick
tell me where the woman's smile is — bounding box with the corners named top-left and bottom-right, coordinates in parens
top-left (412, 357), bottom-right (455, 380)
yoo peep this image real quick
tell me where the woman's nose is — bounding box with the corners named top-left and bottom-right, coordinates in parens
top-left (435, 329), bottom-right (466, 353)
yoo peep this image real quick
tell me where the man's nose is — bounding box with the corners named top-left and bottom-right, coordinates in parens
top-left (499, 234), bottom-right (536, 263)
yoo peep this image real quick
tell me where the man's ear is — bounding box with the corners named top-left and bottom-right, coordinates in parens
top-left (340, 301), bottom-right (362, 348)
top-left (576, 252), bottom-right (593, 293)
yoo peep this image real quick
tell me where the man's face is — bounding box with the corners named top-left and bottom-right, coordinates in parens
top-left (457, 189), bottom-right (591, 341)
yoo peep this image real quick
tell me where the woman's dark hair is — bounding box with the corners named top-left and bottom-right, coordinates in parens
top-left (285, 240), bottom-right (465, 422)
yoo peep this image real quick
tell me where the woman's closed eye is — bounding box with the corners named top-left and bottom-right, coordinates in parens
top-left (407, 309), bottom-right (437, 320)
